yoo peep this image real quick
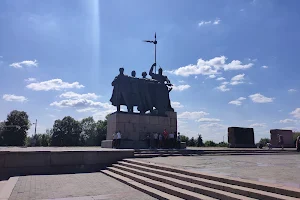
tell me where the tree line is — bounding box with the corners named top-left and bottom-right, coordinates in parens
top-left (0, 110), bottom-right (228, 147)
top-left (0, 110), bottom-right (107, 146)
top-left (180, 134), bottom-right (229, 147)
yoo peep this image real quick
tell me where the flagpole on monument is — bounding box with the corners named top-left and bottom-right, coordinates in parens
top-left (143, 32), bottom-right (157, 74)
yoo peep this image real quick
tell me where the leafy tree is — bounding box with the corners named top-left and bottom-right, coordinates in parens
top-left (51, 116), bottom-right (82, 146)
top-left (197, 134), bottom-right (204, 147)
top-left (204, 140), bottom-right (217, 147)
top-left (80, 117), bottom-right (96, 145)
top-left (258, 138), bottom-right (270, 146)
top-left (217, 142), bottom-right (228, 147)
top-left (180, 134), bottom-right (189, 143)
top-left (95, 119), bottom-right (107, 145)
top-left (0, 122), bottom-right (5, 145)
top-left (1, 110), bottom-right (30, 146)
top-left (189, 137), bottom-right (196, 146)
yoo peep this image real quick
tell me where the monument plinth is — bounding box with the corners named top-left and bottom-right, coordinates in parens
top-left (228, 127), bottom-right (256, 148)
top-left (102, 111), bottom-right (177, 148)
top-left (270, 129), bottom-right (294, 148)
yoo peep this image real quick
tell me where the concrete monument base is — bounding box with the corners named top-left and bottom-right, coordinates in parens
top-left (101, 111), bottom-right (177, 148)
top-left (228, 127), bottom-right (256, 148)
top-left (270, 129), bottom-right (295, 148)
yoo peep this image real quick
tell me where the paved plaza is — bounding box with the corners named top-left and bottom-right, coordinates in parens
top-left (137, 154), bottom-right (300, 189)
top-left (8, 172), bottom-right (155, 200)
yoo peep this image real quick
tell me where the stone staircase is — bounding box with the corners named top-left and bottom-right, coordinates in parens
top-left (102, 159), bottom-right (300, 200)
top-left (133, 149), bottom-right (296, 158)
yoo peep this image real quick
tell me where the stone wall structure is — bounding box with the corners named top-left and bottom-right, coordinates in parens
top-left (270, 129), bottom-right (294, 147)
top-left (228, 127), bottom-right (256, 148)
top-left (0, 149), bottom-right (133, 180)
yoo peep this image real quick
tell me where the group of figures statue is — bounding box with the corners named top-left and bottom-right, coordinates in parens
top-left (110, 63), bottom-right (174, 115)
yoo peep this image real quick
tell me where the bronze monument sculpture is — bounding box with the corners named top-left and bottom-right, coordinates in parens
top-left (110, 63), bottom-right (174, 115)
top-left (102, 33), bottom-right (178, 149)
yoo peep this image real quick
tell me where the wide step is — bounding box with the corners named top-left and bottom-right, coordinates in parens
top-left (107, 166), bottom-right (217, 200)
top-left (124, 159), bottom-right (300, 199)
top-left (102, 170), bottom-right (183, 200)
top-left (118, 161), bottom-right (298, 200)
top-left (113, 163), bottom-right (256, 200)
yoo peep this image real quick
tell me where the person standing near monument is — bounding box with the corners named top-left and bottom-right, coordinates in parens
top-left (112, 132), bottom-right (117, 148)
top-left (163, 129), bottom-right (168, 148)
top-left (153, 132), bottom-right (159, 149)
top-left (278, 134), bottom-right (284, 150)
top-left (174, 132), bottom-right (178, 149)
top-left (158, 133), bottom-right (163, 149)
top-left (116, 130), bottom-right (122, 148)
top-left (168, 132), bottom-right (174, 149)
top-left (177, 132), bottom-right (181, 149)
top-left (296, 136), bottom-right (300, 152)
top-left (146, 133), bottom-right (150, 149)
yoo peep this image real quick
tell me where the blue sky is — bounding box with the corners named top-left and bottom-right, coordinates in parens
top-left (1, 0), bottom-right (300, 142)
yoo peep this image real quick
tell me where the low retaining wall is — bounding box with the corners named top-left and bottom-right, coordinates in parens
top-left (0, 149), bottom-right (134, 180)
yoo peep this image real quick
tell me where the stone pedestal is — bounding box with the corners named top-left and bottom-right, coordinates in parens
top-left (228, 127), bottom-right (256, 148)
top-left (101, 111), bottom-right (177, 148)
top-left (270, 129), bottom-right (294, 148)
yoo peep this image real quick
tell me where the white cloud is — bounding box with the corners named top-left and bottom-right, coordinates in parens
top-left (291, 108), bottom-right (300, 119)
top-left (250, 123), bottom-right (267, 128)
top-left (230, 81), bottom-right (244, 85)
top-left (10, 60), bottom-right (38, 68)
top-left (213, 19), bottom-right (221, 25)
top-left (198, 20), bottom-right (212, 26)
top-left (197, 118), bottom-right (221, 122)
top-left (198, 18), bottom-right (220, 26)
top-left (262, 65), bottom-right (268, 69)
top-left (59, 91), bottom-right (99, 100)
top-left (24, 78), bottom-right (37, 82)
top-left (231, 74), bottom-right (245, 81)
top-left (167, 56), bottom-right (253, 77)
top-left (228, 97), bottom-right (246, 106)
top-left (249, 93), bottom-right (274, 103)
top-left (199, 123), bottom-right (226, 130)
top-left (26, 79), bottom-right (84, 91)
top-left (224, 60), bottom-right (253, 71)
top-left (178, 111), bottom-right (209, 120)
top-left (230, 73), bottom-right (245, 85)
top-left (195, 76), bottom-right (198, 79)
top-left (172, 84), bottom-right (191, 91)
top-left (208, 74), bottom-right (216, 79)
top-left (279, 119), bottom-right (298, 124)
top-left (93, 108), bottom-right (116, 121)
top-left (216, 77), bottom-right (226, 81)
top-left (3, 94), bottom-right (28, 102)
top-left (171, 101), bottom-right (184, 108)
top-left (221, 81), bottom-right (229, 85)
top-left (50, 99), bottom-right (113, 109)
top-left (288, 89), bottom-right (297, 93)
top-left (76, 107), bottom-right (99, 113)
top-left (281, 127), bottom-right (297, 131)
top-left (178, 80), bottom-right (185, 83)
top-left (216, 84), bottom-right (230, 92)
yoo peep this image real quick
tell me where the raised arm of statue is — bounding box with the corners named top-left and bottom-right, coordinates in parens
top-left (165, 76), bottom-right (171, 84)
top-left (149, 63), bottom-right (156, 77)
